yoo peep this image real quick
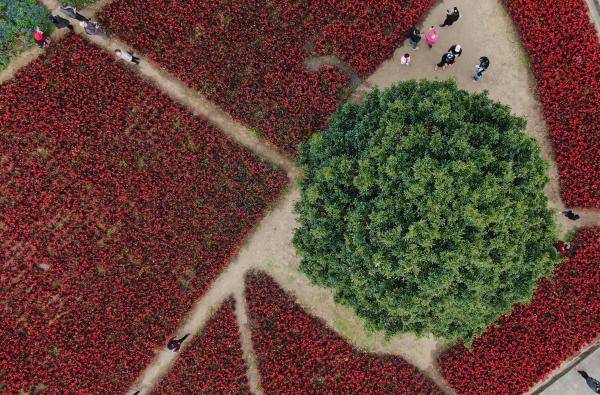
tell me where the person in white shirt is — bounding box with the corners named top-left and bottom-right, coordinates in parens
top-left (115, 49), bottom-right (140, 64)
top-left (400, 53), bottom-right (411, 66)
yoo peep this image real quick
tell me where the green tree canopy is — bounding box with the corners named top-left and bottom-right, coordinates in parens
top-left (293, 80), bottom-right (559, 345)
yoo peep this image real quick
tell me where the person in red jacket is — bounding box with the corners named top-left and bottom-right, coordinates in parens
top-left (33, 27), bottom-right (50, 49)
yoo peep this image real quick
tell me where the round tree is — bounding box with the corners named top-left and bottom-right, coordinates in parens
top-left (293, 80), bottom-right (559, 345)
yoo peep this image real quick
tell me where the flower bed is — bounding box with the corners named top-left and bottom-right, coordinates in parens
top-left (99, 0), bottom-right (434, 155)
top-left (245, 272), bottom-right (441, 394)
top-left (0, 35), bottom-right (286, 393)
top-left (502, 0), bottom-right (600, 207)
top-left (154, 299), bottom-right (250, 394)
top-left (438, 227), bottom-right (600, 394)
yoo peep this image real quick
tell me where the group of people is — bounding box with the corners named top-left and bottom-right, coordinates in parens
top-left (35, 3), bottom-right (101, 48)
top-left (33, 3), bottom-right (140, 65)
top-left (405, 7), bottom-right (490, 82)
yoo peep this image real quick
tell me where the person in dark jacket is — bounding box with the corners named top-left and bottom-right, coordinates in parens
top-left (407, 25), bottom-right (422, 50)
top-left (448, 44), bottom-right (462, 58)
top-left (577, 370), bottom-right (600, 393)
top-left (61, 3), bottom-right (89, 22)
top-left (80, 20), bottom-right (100, 35)
top-left (167, 333), bottom-right (190, 352)
top-left (435, 50), bottom-right (455, 70)
top-left (474, 56), bottom-right (490, 81)
top-left (561, 210), bottom-right (580, 220)
top-left (50, 14), bottom-right (73, 31)
top-left (440, 7), bottom-right (460, 27)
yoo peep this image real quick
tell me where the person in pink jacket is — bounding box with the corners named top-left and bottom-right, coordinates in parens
top-left (425, 26), bottom-right (438, 48)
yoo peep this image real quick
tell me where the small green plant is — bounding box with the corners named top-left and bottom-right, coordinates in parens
top-left (184, 135), bottom-right (199, 152)
top-left (50, 345), bottom-right (59, 358)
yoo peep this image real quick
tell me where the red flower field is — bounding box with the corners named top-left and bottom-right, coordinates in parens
top-left (99, 0), bottom-right (435, 155)
top-left (1, 0), bottom-right (598, 392)
top-left (154, 298), bottom-right (250, 394)
top-left (99, 0), bottom-right (599, 204)
top-left (245, 272), bottom-right (441, 394)
top-left (439, 227), bottom-right (600, 394)
top-left (502, 0), bottom-right (600, 207)
top-left (0, 35), bottom-right (286, 393)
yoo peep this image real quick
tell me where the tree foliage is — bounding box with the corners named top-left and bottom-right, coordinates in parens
top-left (293, 80), bottom-right (560, 345)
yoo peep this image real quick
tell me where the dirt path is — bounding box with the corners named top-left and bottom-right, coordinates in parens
top-left (126, 185), bottom-right (298, 394)
top-left (352, 0), bottom-right (600, 237)
top-left (234, 287), bottom-right (264, 394)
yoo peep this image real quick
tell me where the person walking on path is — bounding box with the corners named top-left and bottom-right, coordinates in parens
top-left (448, 44), bottom-right (462, 58)
top-left (425, 26), bottom-right (438, 49)
top-left (115, 49), bottom-right (141, 65)
top-left (561, 210), bottom-right (580, 220)
top-left (80, 20), bottom-right (99, 36)
top-left (577, 370), bottom-right (600, 393)
top-left (61, 3), bottom-right (89, 22)
top-left (440, 7), bottom-right (461, 27)
top-left (167, 333), bottom-right (190, 352)
top-left (400, 53), bottom-right (411, 66)
top-left (33, 27), bottom-right (50, 49)
top-left (50, 14), bottom-right (73, 31)
top-left (407, 25), bottom-right (422, 50)
top-left (474, 56), bottom-right (490, 81)
top-left (435, 50), bottom-right (456, 70)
